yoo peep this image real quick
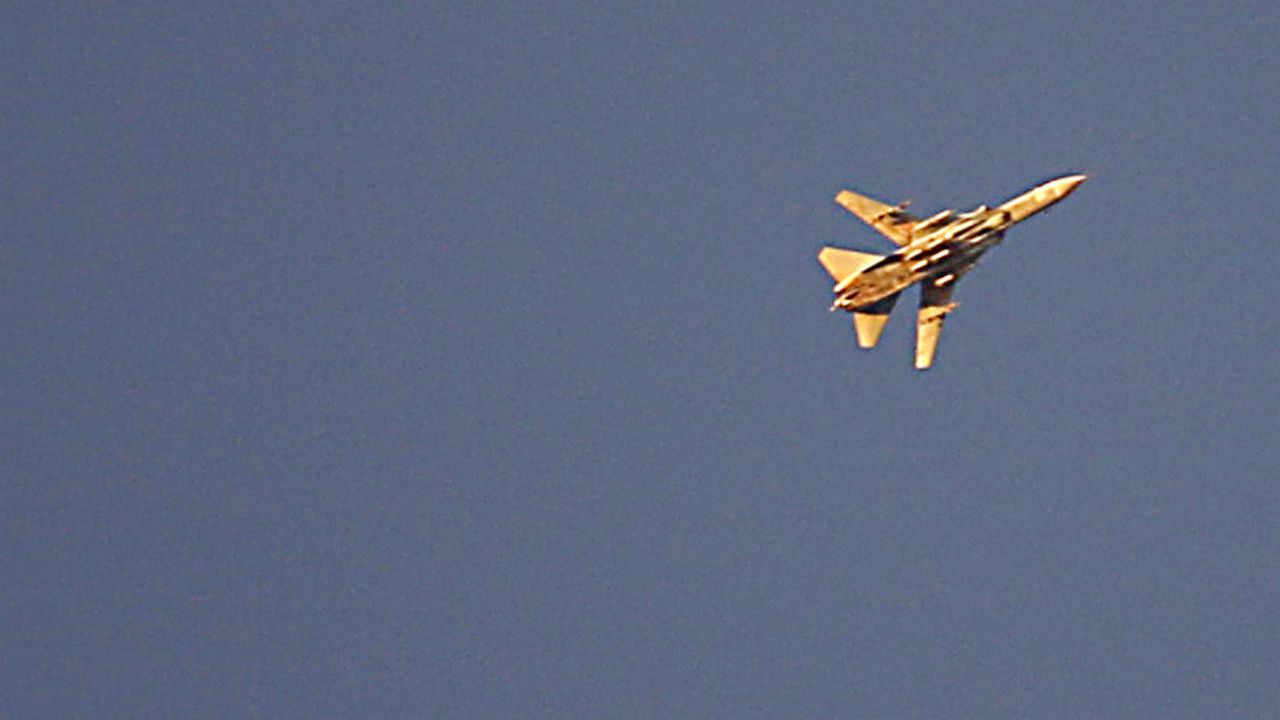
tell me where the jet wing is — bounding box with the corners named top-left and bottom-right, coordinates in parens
top-left (915, 280), bottom-right (958, 370)
top-left (834, 189), bottom-right (917, 247)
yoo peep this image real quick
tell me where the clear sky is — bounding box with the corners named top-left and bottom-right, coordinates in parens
top-left (5, 3), bottom-right (1280, 718)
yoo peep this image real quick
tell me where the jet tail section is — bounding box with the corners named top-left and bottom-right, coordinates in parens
top-left (853, 292), bottom-right (901, 348)
top-left (817, 247), bottom-right (885, 282)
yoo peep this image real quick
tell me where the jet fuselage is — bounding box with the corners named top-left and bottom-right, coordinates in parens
top-left (829, 175), bottom-right (1085, 311)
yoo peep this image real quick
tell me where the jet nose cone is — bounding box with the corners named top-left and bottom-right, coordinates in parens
top-left (1056, 174), bottom-right (1087, 197)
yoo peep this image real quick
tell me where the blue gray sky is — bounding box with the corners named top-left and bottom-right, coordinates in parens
top-left (5, 3), bottom-right (1280, 717)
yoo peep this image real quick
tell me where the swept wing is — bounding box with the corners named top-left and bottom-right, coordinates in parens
top-left (834, 189), bottom-right (917, 247)
top-left (915, 276), bottom-right (960, 369)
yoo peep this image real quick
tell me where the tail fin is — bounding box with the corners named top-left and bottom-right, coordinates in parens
top-left (817, 247), bottom-right (885, 282)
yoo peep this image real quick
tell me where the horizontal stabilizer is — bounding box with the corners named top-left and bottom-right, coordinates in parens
top-left (855, 313), bottom-right (891, 349)
top-left (817, 247), bottom-right (885, 282)
top-left (854, 292), bottom-right (901, 348)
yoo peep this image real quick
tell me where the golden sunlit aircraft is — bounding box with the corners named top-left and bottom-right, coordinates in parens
top-left (819, 174), bottom-right (1086, 369)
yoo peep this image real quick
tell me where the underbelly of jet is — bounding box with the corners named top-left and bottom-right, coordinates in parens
top-left (840, 246), bottom-right (988, 310)
top-left (834, 263), bottom-right (911, 308)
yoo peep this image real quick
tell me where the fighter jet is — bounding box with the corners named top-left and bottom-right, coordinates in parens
top-left (818, 174), bottom-right (1086, 369)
